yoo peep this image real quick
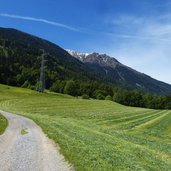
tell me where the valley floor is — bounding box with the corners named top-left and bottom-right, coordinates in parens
top-left (0, 84), bottom-right (171, 171)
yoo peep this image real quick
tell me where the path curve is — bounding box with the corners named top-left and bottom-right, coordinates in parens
top-left (0, 110), bottom-right (74, 171)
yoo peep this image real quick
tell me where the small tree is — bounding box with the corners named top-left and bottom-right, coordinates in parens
top-left (96, 93), bottom-right (105, 100)
top-left (82, 94), bottom-right (90, 99)
top-left (50, 80), bottom-right (66, 93)
top-left (105, 95), bottom-right (112, 101)
top-left (64, 80), bottom-right (78, 96)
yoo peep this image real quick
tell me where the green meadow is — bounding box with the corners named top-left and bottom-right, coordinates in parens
top-left (0, 112), bottom-right (8, 135)
top-left (0, 84), bottom-right (171, 171)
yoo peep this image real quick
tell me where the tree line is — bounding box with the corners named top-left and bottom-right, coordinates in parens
top-left (49, 80), bottom-right (171, 110)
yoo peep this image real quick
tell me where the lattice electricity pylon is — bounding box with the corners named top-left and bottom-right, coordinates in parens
top-left (38, 50), bottom-right (48, 93)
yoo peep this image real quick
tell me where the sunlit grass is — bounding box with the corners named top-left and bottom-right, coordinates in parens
top-left (21, 128), bottom-right (28, 135)
top-left (0, 84), bottom-right (171, 170)
top-left (0, 113), bottom-right (8, 135)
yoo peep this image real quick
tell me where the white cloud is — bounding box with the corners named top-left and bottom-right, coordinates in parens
top-left (105, 13), bottom-right (171, 84)
top-left (106, 13), bottom-right (171, 42)
top-left (0, 13), bottom-right (79, 32)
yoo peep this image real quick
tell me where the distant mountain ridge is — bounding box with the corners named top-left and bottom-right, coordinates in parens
top-left (67, 49), bottom-right (171, 94)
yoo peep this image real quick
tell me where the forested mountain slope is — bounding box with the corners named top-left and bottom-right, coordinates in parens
top-left (0, 27), bottom-right (171, 95)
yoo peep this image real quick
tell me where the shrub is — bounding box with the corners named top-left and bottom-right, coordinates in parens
top-left (96, 93), bottom-right (105, 100)
top-left (22, 80), bottom-right (30, 88)
top-left (105, 95), bottom-right (112, 101)
top-left (64, 80), bottom-right (79, 96)
top-left (82, 94), bottom-right (90, 99)
top-left (50, 81), bottom-right (66, 93)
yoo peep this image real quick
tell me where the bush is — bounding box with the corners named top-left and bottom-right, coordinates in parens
top-left (27, 84), bottom-right (35, 90)
top-left (96, 93), bottom-right (105, 100)
top-left (64, 80), bottom-right (79, 96)
top-left (50, 81), bottom-right (66, 93)
top-left (105, 95), bottom-right (112, 101)
top-left (82, 94), bottom-right (90, 99)
top-left (22, 80), bottom-right (35, 90)
top-left (22, 80), bottom-right (30, 88)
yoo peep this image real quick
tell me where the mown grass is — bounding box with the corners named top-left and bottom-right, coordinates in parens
top-left (0, 84), bottom-right (171, 170)
top-left (21, 128), bottom-right (28, 135)
top-left (0, 113), bottom-right (8, 135)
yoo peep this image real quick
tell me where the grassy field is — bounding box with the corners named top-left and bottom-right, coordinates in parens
top-left (0, 84), bottom-right (171, 171)
top-left (0, 113), bottom-right (8, 135)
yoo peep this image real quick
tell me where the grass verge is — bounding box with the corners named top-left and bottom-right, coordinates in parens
top-left (0, 113), bottom-right (8, 135)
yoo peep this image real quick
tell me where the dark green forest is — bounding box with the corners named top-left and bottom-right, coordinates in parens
top-left (50, 80), bottom-right (171, 109)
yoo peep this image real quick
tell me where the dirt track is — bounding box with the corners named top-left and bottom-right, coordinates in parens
top-left (0, 111), bottom-right (73, 171)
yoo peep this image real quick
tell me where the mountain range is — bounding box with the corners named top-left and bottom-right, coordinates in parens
top-left (67, 49), bottom-right (171, 94)
top-left (0, 27), bottom-right (171, 95)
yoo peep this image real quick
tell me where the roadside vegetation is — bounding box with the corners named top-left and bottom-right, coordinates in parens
top-left (0, 113), bottom-right (8, 135)
top-left (0, 84), bottom-right (171, 170)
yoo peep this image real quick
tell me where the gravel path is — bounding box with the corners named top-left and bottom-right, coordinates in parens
top-left (0, 111), bottom-right (74, 171)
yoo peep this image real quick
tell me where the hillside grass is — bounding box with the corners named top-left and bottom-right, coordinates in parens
top-left (0, 113), bottom-right (8, 135)
top-left (0, 84), bottom-right (171, 170)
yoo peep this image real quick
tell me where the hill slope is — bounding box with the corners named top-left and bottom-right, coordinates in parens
top-left (0, 28), bottom-right (99, 88)
top-left (0, 84), bottom-right (171, 171)
top-left (67, 49), bottom-right (171, 94)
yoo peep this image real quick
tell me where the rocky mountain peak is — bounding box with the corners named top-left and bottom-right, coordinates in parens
top-left (66, 49), bottom-right (120, 69)
top-left (66, 49), bottom-right (90, 62)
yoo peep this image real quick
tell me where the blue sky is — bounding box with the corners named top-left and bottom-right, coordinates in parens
top-left (0, 0), bottom-right (171, 83)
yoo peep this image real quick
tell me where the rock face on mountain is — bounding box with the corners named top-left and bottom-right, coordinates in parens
top-left (66, 49), bottom-right (90, 61)
top-left (67, 50), bottom-right (171, 94)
